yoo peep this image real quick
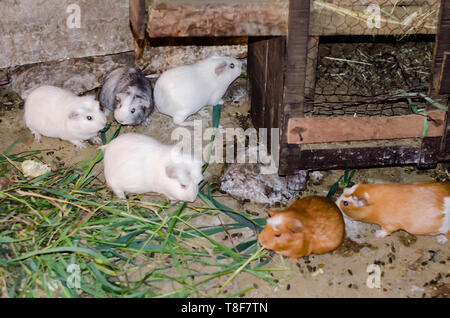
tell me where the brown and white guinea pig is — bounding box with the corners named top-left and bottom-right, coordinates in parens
top-left (154, 54), bottom-right (243, 125)
top-left (24, 85), bottom-right (107, 148)
top-left (336, 181), bottom-right (450, 243)
top-left (258, 196), bottom-right (345, 262)
top-left (99, 66), bottom-right (154, 126)
top-left (102, 133), bottom-right (204, 202)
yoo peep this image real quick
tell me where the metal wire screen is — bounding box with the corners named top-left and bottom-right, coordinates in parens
top-left (305, 0), bottom-right (441, 118)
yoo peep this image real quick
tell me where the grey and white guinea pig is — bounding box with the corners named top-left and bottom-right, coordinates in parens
top-left (24, 85), bottom-right (107, 148)
top-left (99, 66), bottom-right (154, 126)
top-left (102, 133), bottom-right (204, 202)
top-left (154, 55), bottom-right (243, 125)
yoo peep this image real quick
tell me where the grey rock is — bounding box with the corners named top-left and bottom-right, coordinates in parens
top-left (220, 163), bottom-right (295, 204)
top-left (11, 59), bottom-right (120, 100)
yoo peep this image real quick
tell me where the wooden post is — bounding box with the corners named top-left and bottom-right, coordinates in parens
top-left (430, 0), bottom-right (450, 154)
top-left (130, 0), bottom-right (146, 59)
top-left (278, 0), bottom-right (311, 186)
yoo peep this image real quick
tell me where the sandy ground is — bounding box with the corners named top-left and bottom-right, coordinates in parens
top-left (0, 80), bottom-right (448, 298)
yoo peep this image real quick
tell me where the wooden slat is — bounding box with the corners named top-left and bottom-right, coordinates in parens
top-left (287, 110), bottom-right (446, 144)
top-left (281, 137), bottom-right (450, 173)
top-left (438, 52), bottom-right (450, 94)
top-left (430, 0), bottom-right (450, 154)
top-left (147, 0), bottom-right (439, 37)
top-left (148, 1), bottom-right (289, 37)
top-left (130, 0), bottom-right (146, 39)
top-left (286, 145), bottom-right (421, 172)
top-left (278, 0), bottom-right (310, 176)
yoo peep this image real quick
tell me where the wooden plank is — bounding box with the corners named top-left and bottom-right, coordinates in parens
top-left (278, 0), bottom-right (310, 176)
top-left (248, 38), bottom-right (269, 130)
top-left (148, 0), bottom-right (289, 37)
top-left (287, 110), bottom-right (446, 144)
top-left (284, 145), bottom-right (421, 173)
top-left (147, 0), bottom-right (439, 37)
top-left (430, 0), bottom-right (450, 99)
top-left (438, 52), bottom-right (450, 94)
top-left (430, 0), bottom-right (450, 154)
top-left (130, 0), bottom-right (146, 39)
top-left (418, 137), bottom-right (441, 168)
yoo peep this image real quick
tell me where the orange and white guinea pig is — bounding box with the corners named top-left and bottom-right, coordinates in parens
top-left (258, 196), bottom-right (345, 262)
top-left (336, 181), bottom-right (450, 243)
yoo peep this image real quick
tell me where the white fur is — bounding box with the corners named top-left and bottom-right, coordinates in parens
top-left (336, 184), bottom-right (365, 210)
top-left (102, 133), bottom-right (204, 202)
top-left (154, 55), bottom-right (242, 125)
top-left (375, 229), bottom-right (388, 238)
top-left (24, 86), bottom-right (106, 148)
top-left (267, 214), bottom-right (284, 232)
top-left (438, 197), bottom-right (450, 234)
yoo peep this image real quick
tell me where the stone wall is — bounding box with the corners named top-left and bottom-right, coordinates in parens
top-left (0, 0), bottom-right (133, 69)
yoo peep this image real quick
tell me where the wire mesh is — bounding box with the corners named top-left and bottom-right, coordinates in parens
top-left (305, 0), bottom-right (441, 118)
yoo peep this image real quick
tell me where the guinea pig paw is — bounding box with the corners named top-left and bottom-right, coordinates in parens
top-left (436, 234), bottom-right (448, 244)
top-left (375, 229), bottom-right (388, 238)
top-left (32, 132), bottom-right (42, 142)
top-left (89, 136), bottom-right (102, 144)
top-left (71, 140), bottom-right (87, 149)
top-left (142, 118), bottom-right (151, 126)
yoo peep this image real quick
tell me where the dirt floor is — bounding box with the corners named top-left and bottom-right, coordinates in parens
top-left (1, 37), bottom-right (449, 297)
top-left (0, 78), bottom-right (449, 298)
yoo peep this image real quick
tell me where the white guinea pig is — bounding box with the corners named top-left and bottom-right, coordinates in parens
top-left (154, 55), bottom-right (243, 125)
top-left (24, 85), bottom-right (107, 148)
top-left (102, 133), bottom-right (204, 202)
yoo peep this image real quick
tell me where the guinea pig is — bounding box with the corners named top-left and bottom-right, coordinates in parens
top-left (102, 133), bottom-right (204, 202)
top-left (99, 66), bottom-right (154, 126)
top-left (154, 55), bottom-right (243, 125)
top-left (258, 196), bottom-right (345, 262)
top-left (24, 85), bottom-right (107, 148)
top-left (336, 181), bottom-right (450, 243)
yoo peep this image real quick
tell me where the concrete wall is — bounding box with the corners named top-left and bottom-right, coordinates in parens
top-left (0, 0), bottom-right (133, 69)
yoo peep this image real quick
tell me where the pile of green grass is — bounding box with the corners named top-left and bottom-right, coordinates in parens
top-left (0, 122), bottom-right (286, 298)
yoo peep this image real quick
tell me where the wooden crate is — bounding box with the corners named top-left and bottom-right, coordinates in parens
top-left (143, 0), bottom-right (450, 190)
top-left (248, 0), bottom-right (450, 189)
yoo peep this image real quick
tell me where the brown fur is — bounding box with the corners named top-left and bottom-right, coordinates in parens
top-left (258, 196), bottom-right (345, 262)
top-left (337, 181), bottom-right (450, 238)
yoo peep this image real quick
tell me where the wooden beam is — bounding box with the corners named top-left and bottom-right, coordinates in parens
top-left (285, 145), bottom-right (421, 173)
top-left (147, 0), bottom-right (439, 37)
top-left (148, 0), bottom-right (289, 37)
top-left (438, 52), bottom-right (450, 94)
top-left (278, 0), bottom-right (310, 176)
top-left (287, 110), bottom-right (446, 144)
top-left (130, 0), bottom-right (146, 39)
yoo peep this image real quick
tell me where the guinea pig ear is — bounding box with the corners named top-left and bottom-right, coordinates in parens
top-left (165, 165), bottom-right (179, 180)
top-left (115, 93), bottom-right (128, 107)
top-left (286, 219), bottom-right (303, 233)
top-left (215, 61), bottom-right (227, 76)
top-left (354, 195), bottom-right (369, 206)
top-left (68, 110), bottom-right (82, 119)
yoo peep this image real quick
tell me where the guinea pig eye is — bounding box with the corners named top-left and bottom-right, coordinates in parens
top-left (229, 63), bottom-right (235, 69)
top-left (181, 184), bottom-right (187, 189)
top-left (275, 233), bottom-right (281, 238)
top-left (343, 201), bottom-right (349, 207)
top-left (86, 115), bottom-right (93, 121)
top-left (131, 108), bottom-right (135, 114)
